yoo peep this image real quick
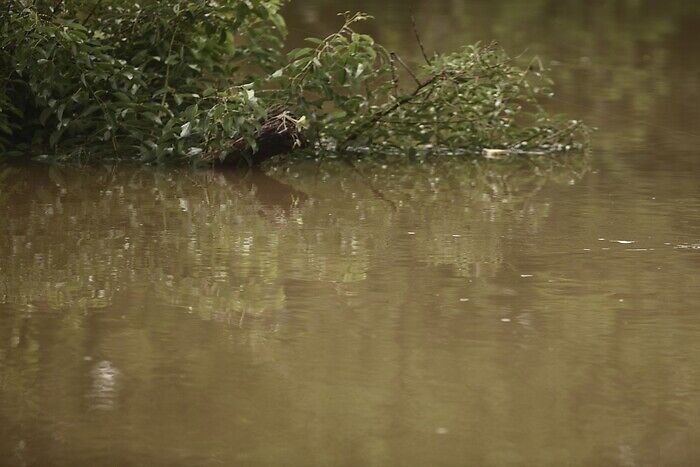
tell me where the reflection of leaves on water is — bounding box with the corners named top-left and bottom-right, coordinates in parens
top-left (89, 360), bottom-right (120, 411)
top-left (0, 157), bottom-right (589, 322)
top-left (675, 243), bottom-right (700, 251)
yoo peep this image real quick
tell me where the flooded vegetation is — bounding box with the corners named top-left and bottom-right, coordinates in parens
top-left (2, 0), bottom-right (700, 465)
top-left (1, 1), bottom-right (585, 164)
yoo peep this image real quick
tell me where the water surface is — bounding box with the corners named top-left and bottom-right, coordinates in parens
top-left (2, 1), bottom-right (700, 465)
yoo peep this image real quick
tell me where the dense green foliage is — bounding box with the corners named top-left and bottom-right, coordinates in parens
top-left (1, 1), bottom-right (587, 163)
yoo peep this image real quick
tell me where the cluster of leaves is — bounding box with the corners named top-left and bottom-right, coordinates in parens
top-left (0, 2), bottom-right (587, 164)
top-left (1, 0), bottom-right (286, 161)
top-left (269, 13), bottom-right (588, 156)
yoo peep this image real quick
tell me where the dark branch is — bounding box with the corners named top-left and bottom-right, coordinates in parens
top-left (392, 52), bottom-right (421, 87)
top-left (341, 72), bottom-right (445, 146)
top-left (411, 15), bottom-right (431, 66)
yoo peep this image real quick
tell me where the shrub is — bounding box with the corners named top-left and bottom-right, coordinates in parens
top-left (0, 2), bottom-right (587, 164)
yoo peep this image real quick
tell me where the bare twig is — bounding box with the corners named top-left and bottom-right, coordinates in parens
top-left (392, 52), bottom-right (421, 86)
top-left (387, 52), bottom-right (399, 97)
top-left (161, 22), bottom-right (180, 106)
top-left (411, 15), bottom-right (431, 66)
top-left (375, 45), bottom-right (399, 97)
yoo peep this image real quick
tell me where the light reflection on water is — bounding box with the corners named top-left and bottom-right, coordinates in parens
top-left (90, 360), bottom-right (120, 411)
top-left (2, 1), bottom-right (700, 465)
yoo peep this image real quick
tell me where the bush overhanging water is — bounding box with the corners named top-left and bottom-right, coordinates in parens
top-left (0, 1), bottom-right (588, 164)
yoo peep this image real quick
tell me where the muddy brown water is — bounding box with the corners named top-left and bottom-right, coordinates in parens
top-left (2, 1), bottom-right (700, 466)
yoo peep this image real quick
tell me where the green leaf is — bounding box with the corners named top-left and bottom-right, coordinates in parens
top-left (114, 92), bottom-right (132, 103)
top-left (144, 112), bottom-right (163, 125)
top-left (180, 122), bottom-right (192, 138)
top-left (39, 109), bottom-right (52, 126)
top-left (288, 47), bottom-right (313, 60)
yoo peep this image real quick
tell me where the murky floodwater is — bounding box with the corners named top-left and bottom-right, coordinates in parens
top-left (2, 1), bottom-right (700, 466)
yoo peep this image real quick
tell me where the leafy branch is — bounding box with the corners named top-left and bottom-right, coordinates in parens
top-left (0, 1), bottom-right (588, 164)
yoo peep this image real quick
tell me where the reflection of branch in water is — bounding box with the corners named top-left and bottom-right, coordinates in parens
top-left (0, 157), bottom-right (592, 314)
top-left (342, 159), bottom-right (398, 211)
top-left (472, 154), bottom-right (590, 203)
top-left (219, 168), bottom-right (309, 215)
